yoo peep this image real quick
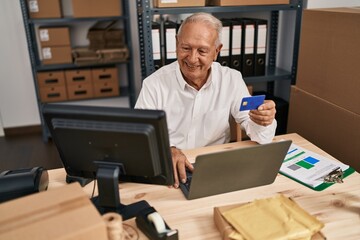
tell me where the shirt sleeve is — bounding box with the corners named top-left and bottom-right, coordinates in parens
top-left (134, 76), bottom-right (158, 110)
top-left (242, 119), bottom-right (277, 144)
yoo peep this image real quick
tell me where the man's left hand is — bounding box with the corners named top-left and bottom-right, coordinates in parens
top-left (249, 100), bottom-right (276, 127)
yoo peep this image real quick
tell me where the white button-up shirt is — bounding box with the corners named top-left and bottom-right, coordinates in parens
top-left (135, 61), bottom-right (276, 149)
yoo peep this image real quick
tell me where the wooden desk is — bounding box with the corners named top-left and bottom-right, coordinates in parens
top-left (47, 133), bottom-right (360, 240)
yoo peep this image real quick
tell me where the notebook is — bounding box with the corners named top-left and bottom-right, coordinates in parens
top-left (179, 140), bottom-right (292, 200)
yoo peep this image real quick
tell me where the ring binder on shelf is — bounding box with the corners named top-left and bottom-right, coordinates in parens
top-left (217, 19), bottom-right (231, 66)
top-left (230, 18), bottom-right (242, 71)
top-left (254, 19), bottom-right (267, 76)
top-left (152, 22), bottom-right (162, 70)
top-left (241, 19), bottom-right (255, 77)
top-left (164, 20), bottom-right (177, 65)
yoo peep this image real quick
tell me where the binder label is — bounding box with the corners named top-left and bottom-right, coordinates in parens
top-left (245, 25), bottom-right (255, 54)
top-left (152, 29), bottom-right (161, 60)
top-left (166, 28), bottom-right (177, 59)
top-left (257, 24), bottom-right (267, 54)
top-left (220, 26), bottom-right (230, 56)
top-left (232, 25), bottom-right (242, 55)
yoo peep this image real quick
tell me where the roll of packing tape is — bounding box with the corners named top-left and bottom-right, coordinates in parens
top-left (147, 212), bottom-right (167, 234)
top-left (103, 212), bottom-right (123, 240)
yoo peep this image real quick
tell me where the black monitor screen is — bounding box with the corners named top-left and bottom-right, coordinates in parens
top-left (42, 104), bottom-right (174, 219)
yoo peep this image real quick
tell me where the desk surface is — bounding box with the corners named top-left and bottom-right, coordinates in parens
top-left (48, 133), bottom-right (360, 240)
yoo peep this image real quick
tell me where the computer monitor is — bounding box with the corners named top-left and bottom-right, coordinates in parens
top-left (42, 104), bottom-right (174, 220)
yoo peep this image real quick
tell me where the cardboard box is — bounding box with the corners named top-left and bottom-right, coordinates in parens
top-left (39, 85), bottom-right (68, 102)
top-left (97, 48), bottom-right (129, 63)
top-left (38, 27), bottom-right (71, 47)
top-left (206, 0), bottom-right (289, 6)
top-left (287, 86), bottom-right (360, 172)
top-left (27, 0), bottom-right (62, 18)
top-left (65, 69), bottom-right (92, 85)
top-left (0, 183), bottom-right (108, 240)
top-left (93, 80), bottom-right (120, 98)
top-left (92, 67), bottom-right (118, 83)
top-left (87, 21), bottom-right (125, 50)
top-left (72, 0), bottom-right (122, 17)
top-left (297, 7), bottom-right (360, 115)
top-left (67, 83), bottom-right (94, 100)
top-left (153, 0), bottom-right (205, 8)
top-left (214, 199), bottom-right (325, 240)
top-left (37, 71), bottom-right (66, 87)
top-left (72, 47), bottom-right (100, 65)
top-left (41, 46), bottom-right (72, 65)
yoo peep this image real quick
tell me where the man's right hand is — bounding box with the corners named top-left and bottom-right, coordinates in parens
top-left (170, 147), bottom-right (194, 188)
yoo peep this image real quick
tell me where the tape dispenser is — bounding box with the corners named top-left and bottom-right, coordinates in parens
top-left (136, 207), bottom-right (178, 240)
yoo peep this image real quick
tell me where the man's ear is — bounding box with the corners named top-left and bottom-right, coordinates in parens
top-left (176, 35), bottom-right (179, 45)
top-left (214, 44), bottom-right (223, 61)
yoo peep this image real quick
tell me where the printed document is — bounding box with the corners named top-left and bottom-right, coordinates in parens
top-left (280, 143), bottom-right (349, 188)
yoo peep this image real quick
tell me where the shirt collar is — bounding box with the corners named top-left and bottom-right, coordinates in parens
top-left (175, 62), bottom-right (213, 91)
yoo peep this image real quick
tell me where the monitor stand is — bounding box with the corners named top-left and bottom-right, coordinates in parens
top-left (91, 162), bottom-right (150, 220)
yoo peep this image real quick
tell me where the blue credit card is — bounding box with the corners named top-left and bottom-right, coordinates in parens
top-left (239, 95), bottom-right (265, 111)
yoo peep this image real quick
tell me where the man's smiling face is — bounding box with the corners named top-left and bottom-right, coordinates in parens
top-left (176, 22), bottom-right (221, 88)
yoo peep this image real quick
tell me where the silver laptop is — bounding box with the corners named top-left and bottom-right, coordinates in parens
top-left (179, 140), bottom-right (292, 200)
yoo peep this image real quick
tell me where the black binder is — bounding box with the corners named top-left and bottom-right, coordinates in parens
top-left (254, 19), bottom-right (268, 76)
top-left (151, 22), bottom-right (162, 70)
top-left (217, 19), bottom-right (231, 66)
top-left (229, 18), bottom-right (242, 71)
top-left (240, 19), bottom-right (255, 77)
top-left (164, 20), bottom-right (177, 65)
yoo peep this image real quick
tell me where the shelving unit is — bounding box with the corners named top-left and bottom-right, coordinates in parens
top-left (20, 0), bottom-right (136, 140)
top-left (136, 0), bottom-right (303, 91)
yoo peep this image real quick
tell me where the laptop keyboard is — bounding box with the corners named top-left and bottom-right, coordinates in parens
top-left (182, 169), bottom-right (193, 191)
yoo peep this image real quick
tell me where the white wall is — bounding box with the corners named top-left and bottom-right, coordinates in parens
top-left (305, 0), bottom-right (360, 8)
top-left (0, 0), bottom-right (358, 131)
top-left (0, 0), bottom-right (40, 128)
top-left (0, 113), bottom-right (4, 136)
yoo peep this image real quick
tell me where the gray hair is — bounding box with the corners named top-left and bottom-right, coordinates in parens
top-left (177, 12), bottom-right (223, 47)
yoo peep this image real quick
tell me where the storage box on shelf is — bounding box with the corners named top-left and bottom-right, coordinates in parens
top-left (22, 0), bottom-right (135, 140)
top-left (65, 69), bottom-right (92, 86)
top-left (27, 0), bottom-right (62, 18)
top-left (153, 0), bottom-right (205, 8)
top-left (37, 71), bottom-right (68, 102)
top-left (92, 67), bottom-right (120, 98)
top-left (87, 21), bottom-right (126, 50)
top-left (37, 27), bottom-right (72, 65)
top-left (72, 48), bottom-right (100, 65)
top-left (40, 46), bottom-right (72, 65)
top-left (72, 0), bottom-right (122, 18)
top-left (38, 27), bottom-right (71, 47)
top-left (205, 0), bottom-right (289, 6)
